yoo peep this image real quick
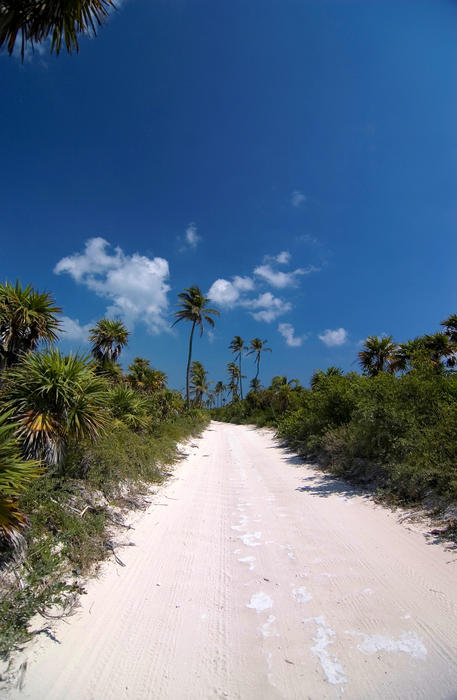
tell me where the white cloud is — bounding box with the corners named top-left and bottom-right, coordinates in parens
top-left (276, 251), bottom-right (291, 264)
top-left (207, 249), bottom-right (318, 323)
top-left (185, 222), bottom-right (201, 249)
top-left (278, 323), bottom-right (306, 347)
top-left (177, 222), bottom-right (201, 251)
top-left (60, 316), bottom-right (92, 343)
top-left (246, 292), bottom-right (291, 323)
top-left (254, 264), bottom-right (306, 289)
top-left (207, 275), bottom-right (254, 307)
top-left (233, 275), bottom-right (254, 292)
top-left (291, 190), bottom-right (306, 208)
top-left (318, 328), bottom-right (348, 347)
top-left (54, 237), bottom-right (171, 334)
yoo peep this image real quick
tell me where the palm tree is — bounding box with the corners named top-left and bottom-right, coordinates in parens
top-left (127, 357), bottom-right (152, 389)
top-left (422, 332), bottom-right (457, 368)
top-left (358, 336), bottom-right (398, 377)
top-left (107, 385), bottom-right (150, 431)
top-left (214, 381), bottom-right (225, 407)
top-left (127, 358), bottom-right (167, 392)
top-left (247, 338), bottom-right (271, 383)
top-left (310, 366), bottom-right (343, 390)
top-left (249, 377), bottom-right (261, 392)
top-left (441, 314), bottom-right (457, 343)
top-left (229, 336), bottom-right (245, 399)
top-left (0, 411), bottom-right (41, 544)
top-left (190, 361), bottom-right (210, 407)
top-left (172, 286), bottom-right (219, 408)
top-left (0, 281), bottom-right (61, 369)
top-left (4, 350), bottom-right (109, 468)
top-left (89, 318), bottom-right (129, 367)
top-left (227, 362), bottom-right (241, 402)
top-left (0, 0), bottom-right (116, 60)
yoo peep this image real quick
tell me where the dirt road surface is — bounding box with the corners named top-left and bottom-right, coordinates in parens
top-left (7, 422), bottom-right (457, 699)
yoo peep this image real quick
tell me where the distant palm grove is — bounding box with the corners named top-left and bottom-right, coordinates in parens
top-left (2, 277), bottom-right (457, 658)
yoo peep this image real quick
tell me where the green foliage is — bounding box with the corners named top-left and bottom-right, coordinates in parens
top-left (0, 411), bottom-right (41, 542)
top-left (107, 385), bottom-right (151, 431)
top-left (3, 350), bottom-right (109, 467)
top-left (0, 0), bottom-right (116, 60)
top-left (215, 362), bottom-right (457, 506)
top-left (0, 281), bottom-right (61, 369)
top-left (190, 361), bottom-right (210, 407)
top-left (89, 318), bottom-right (129, 366)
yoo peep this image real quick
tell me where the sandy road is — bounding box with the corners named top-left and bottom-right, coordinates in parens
top-left (7, 421), bottom-right (457, 699)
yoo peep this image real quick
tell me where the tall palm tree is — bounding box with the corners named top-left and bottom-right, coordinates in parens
top-left (247, 338), bottom-right (271, 383)
top-left (0, 0), bottom-right (116, 59)
top-left (172, 286), bottom-right (219, 408)
top-left (4, 350), bottom-right (109, 468)
top-left (89, 318), bottom-right (129, 367)
top-left (0, 281), bottom-right (61, 369)
top-left (227, 362), bottom-right (241, 402)
top-left (229, 336), bottom-right (245, 399)
top-left (358, 336), bottom-right (398, 377)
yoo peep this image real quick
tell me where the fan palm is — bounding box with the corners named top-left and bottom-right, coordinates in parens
top-left (4, 350), bottom-right (109, 468)
top-left (172, 286), bottom-right (219, 408)
top-left (229, 336), bottom-right (245, 399)
top-left (0, 0), bottom-right (116, 60)
top-left (127, 358), bottom-right (167, 393)
top-left (0, 411), bottom-right (41, 544)
top-left (247, 338), bottom-right (271, 383)
top-left (89, 318), bottom-right (129, 367)
top-left (421, 332), bottom-right (457, 368)
top-left (107, 385), bottom-right (150, 431)
top-left (0, 281), bottom-right (61, 369)
top-left (358, 336), bottom-right (398, 377)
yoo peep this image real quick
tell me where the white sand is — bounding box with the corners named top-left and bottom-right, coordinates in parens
top-left (5, 421), bottom-right (457, 699)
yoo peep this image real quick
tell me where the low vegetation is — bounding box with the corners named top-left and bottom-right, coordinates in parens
top-left (212, 320), bottom-right (457, 511)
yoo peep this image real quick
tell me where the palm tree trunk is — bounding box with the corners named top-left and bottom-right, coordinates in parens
top-left (186, 321), bottom-right (196, 409)
top-left (255, 354), bottom-right (260, 382)
top-left (239, 353), bottom-right (243, 400)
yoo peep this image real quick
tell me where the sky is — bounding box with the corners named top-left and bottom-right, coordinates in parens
top-left (2, 0), bottom-right (457, 392)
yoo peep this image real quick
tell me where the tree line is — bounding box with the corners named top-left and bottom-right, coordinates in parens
top-left (212, 314), bottom-right (457, 509)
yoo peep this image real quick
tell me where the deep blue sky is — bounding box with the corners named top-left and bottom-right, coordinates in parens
top-left (2, 0), bottom-right (457, 391)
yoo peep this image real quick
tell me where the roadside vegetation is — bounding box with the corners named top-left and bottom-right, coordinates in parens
top-left (0, 280), bottom-right (208, 659)
top-left (211, 322), bottom-right (457, 513)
